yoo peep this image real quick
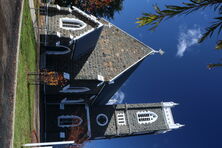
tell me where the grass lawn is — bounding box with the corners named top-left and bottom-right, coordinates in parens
top-left (14, 0), bottom-right (37, 147)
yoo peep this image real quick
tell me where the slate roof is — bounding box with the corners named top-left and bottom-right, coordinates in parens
top-left (72, 19), bottom-right (154, 81)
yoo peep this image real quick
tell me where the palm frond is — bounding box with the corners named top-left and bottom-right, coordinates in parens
top-left (199, 18), bottom-right (222, 43)
top-left (208, 63), bottom-right (222, 69)
top-left (137, 0), bottom-right (222, 31)
top-left (215, 40), bottom-right (222, 49)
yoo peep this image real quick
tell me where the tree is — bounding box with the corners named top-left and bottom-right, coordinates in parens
top-left (54, 0), bottom-right (124, 19)
top-left (136, 0), bottom-right (222, 68)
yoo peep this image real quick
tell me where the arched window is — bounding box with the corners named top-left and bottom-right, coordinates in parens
top-left (60, 18), bottom-right (87, 31)
top-left (60, 85), bottom-right (90, 93)
top-left (58, 115), bottom-right (83, 128)
top-left (137, 111), bottom-right (158, 124)
top-left (46, 45), bottom-right (71, 55)
top-left (66, 87), bottom-right (90, 92)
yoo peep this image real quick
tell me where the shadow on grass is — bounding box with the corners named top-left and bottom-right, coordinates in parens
top-left (27, 73), bottom-right (39, 132)
top-left (27, 83), bottom-right (32, 132)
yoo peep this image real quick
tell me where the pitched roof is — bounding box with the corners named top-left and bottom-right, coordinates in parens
top-left (72, 19), bottom-right (154, 81)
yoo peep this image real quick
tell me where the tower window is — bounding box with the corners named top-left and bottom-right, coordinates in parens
top-left (96, 114), bottom-right (108, 126)
top-left (137, 111), bottom-right (158, 124)
top-left (58, 115), bottom-right (83, 128)
top-left (60, 18), bottom-right (87, 31)
top-left (116, 113), bottom-right (126, 125)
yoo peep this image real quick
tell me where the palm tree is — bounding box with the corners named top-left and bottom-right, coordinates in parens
top-left (137, 0), bottom-right (222, 68)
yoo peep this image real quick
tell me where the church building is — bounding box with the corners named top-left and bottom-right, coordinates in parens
top-left (38, 4), bottom-right (182, 144)
top-left (40, 5), bottom-right (163, 106)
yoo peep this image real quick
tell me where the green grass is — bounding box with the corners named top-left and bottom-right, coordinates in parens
top-left (14, 0), bottom-right (37, 147)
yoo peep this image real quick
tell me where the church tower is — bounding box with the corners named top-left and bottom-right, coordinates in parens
top-left (89, 102), bottom-right (183, 139)
top-left (42, 102), bottom-right (183, 142)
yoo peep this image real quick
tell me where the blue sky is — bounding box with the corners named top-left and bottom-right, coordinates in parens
top-left (86, 0), bottom-right (222, 148)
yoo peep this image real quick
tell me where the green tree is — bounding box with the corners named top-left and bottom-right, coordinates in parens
top-left (137, 0), bottom-right (222, 68)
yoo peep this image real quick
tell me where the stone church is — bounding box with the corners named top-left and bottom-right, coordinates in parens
top-left (38, 4), bottom-right (183, 143)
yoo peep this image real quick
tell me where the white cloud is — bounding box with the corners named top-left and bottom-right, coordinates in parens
top-left (177, 26), bottom-right (202, 57)
top-left (107, 90), bottom-right (125, 105)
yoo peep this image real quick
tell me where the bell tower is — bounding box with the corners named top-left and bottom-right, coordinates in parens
top-left (89, 102), bottom-right (183, 139)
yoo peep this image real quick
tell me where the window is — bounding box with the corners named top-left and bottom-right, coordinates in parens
top-left (58, 115), bottom-right (83, 128)
top-left (96, 114), bottom-right (108, 126)
top-left (117, 113), bottom-right (126, 125)
top-left (46, 45), bottom-right (71, 55)
top-left (65, 87), bottom-right (90, 93)
top-left (60, 18), bottom-right (86, 31)
top-left (137, 111), bottom-right (158, 124)
top-left (60, 132), bottom-right (65, 138)
top-left (63, 21), bottom-right (82, 28)
top-left (60, 85), bottom-right (90, 93)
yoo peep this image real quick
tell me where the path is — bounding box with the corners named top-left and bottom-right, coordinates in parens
top-left (28, 0), bottom-right (41, 143)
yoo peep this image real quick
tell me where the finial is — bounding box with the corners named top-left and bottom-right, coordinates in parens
top-left (158, 49), bottom-right (164, 55)
top-left (152, 49), bottom-right (165, 55)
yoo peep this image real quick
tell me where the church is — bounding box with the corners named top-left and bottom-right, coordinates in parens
top-left (38, 4), bottom-right (183, 143)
